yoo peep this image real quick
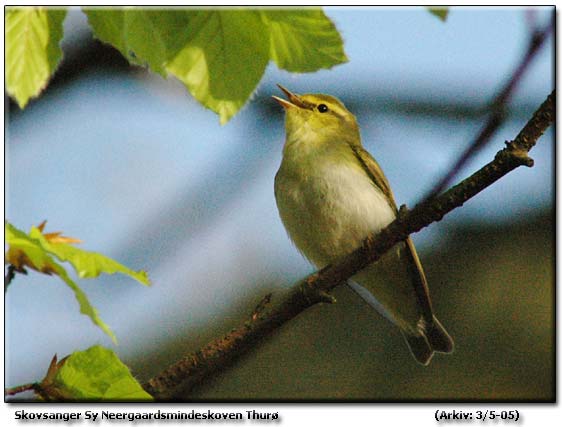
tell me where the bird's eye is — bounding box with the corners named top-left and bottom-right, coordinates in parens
top-left (317, 104), bottom-right (329, 113)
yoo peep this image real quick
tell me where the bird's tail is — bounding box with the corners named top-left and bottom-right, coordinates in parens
top-left (403, 316), bottom-right (454, 365)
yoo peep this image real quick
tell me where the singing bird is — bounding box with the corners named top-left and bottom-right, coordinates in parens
top-left (273, 85), bottom-right (453, 365)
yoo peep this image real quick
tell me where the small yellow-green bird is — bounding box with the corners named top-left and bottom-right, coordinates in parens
top-left (273, 84), bottom-right (453, 365)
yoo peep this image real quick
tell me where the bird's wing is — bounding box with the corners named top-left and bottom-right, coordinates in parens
top-left (349, 145), bottom-right (397, 212)
top-left (349, 145), bottom-right (435, 322)
top-left (404, 236), bottom-right (434, 322)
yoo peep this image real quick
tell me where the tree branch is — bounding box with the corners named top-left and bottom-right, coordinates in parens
top-left (421, 17), bottom-right (553, 203)
top-left (5, 382), bottom-right (39, 397)
top-left (144, 90), bottom-right (554, 400)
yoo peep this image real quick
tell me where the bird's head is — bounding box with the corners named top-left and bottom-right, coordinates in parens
top-left (272, 84), bottom-right (360, 146)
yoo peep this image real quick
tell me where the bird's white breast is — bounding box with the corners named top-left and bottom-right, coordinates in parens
top-left (275, 150), bottom-right (396, 268)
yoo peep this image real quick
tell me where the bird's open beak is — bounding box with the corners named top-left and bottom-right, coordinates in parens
top-left (272, 84), bottom-right (307, 109)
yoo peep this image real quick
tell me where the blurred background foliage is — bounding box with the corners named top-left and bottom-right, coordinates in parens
top-left (5, 7), bottom-right (554, 400)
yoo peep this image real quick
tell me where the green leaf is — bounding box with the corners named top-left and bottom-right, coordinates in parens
top-left (50, 261), bottom-right (118, 344)
top-left (84, 8), bottom-right (347, 124)
top-left (166, 10), bottom-right (270, 125)
top-left (427, 7), bottom-right (449, 22)
top-left (29, 227), bottom-right (150, 285)
top-left (5, 222), bottom-right (116, 342)
top-left (5, 221), bottom-right (58, 274)
top-left (5, 7), bottom-right (67, 108)
top-left (84, 9), bottom-right (170, 76)
top-left (47, 346), bottom-right (152, 401)
top-left (260, 9), bottom-right (348, 72)
top-left (85, 9), bottom-right (270, 124)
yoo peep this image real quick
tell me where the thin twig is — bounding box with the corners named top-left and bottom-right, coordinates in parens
top-left (144, 90), bottom-right (554, 400)
top-left (4, 264), bottom-right (21, 292)
top-left (421, 16), bottom-right (553, 203)
top-left (5, 383), bottom-right (38, 397)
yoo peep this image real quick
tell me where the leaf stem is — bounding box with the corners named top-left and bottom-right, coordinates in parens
top-left (4, 264), bottom-right (23, 292)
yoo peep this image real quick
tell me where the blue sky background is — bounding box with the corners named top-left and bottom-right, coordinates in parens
top-left (5, 7), bottom-right (553, 389)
